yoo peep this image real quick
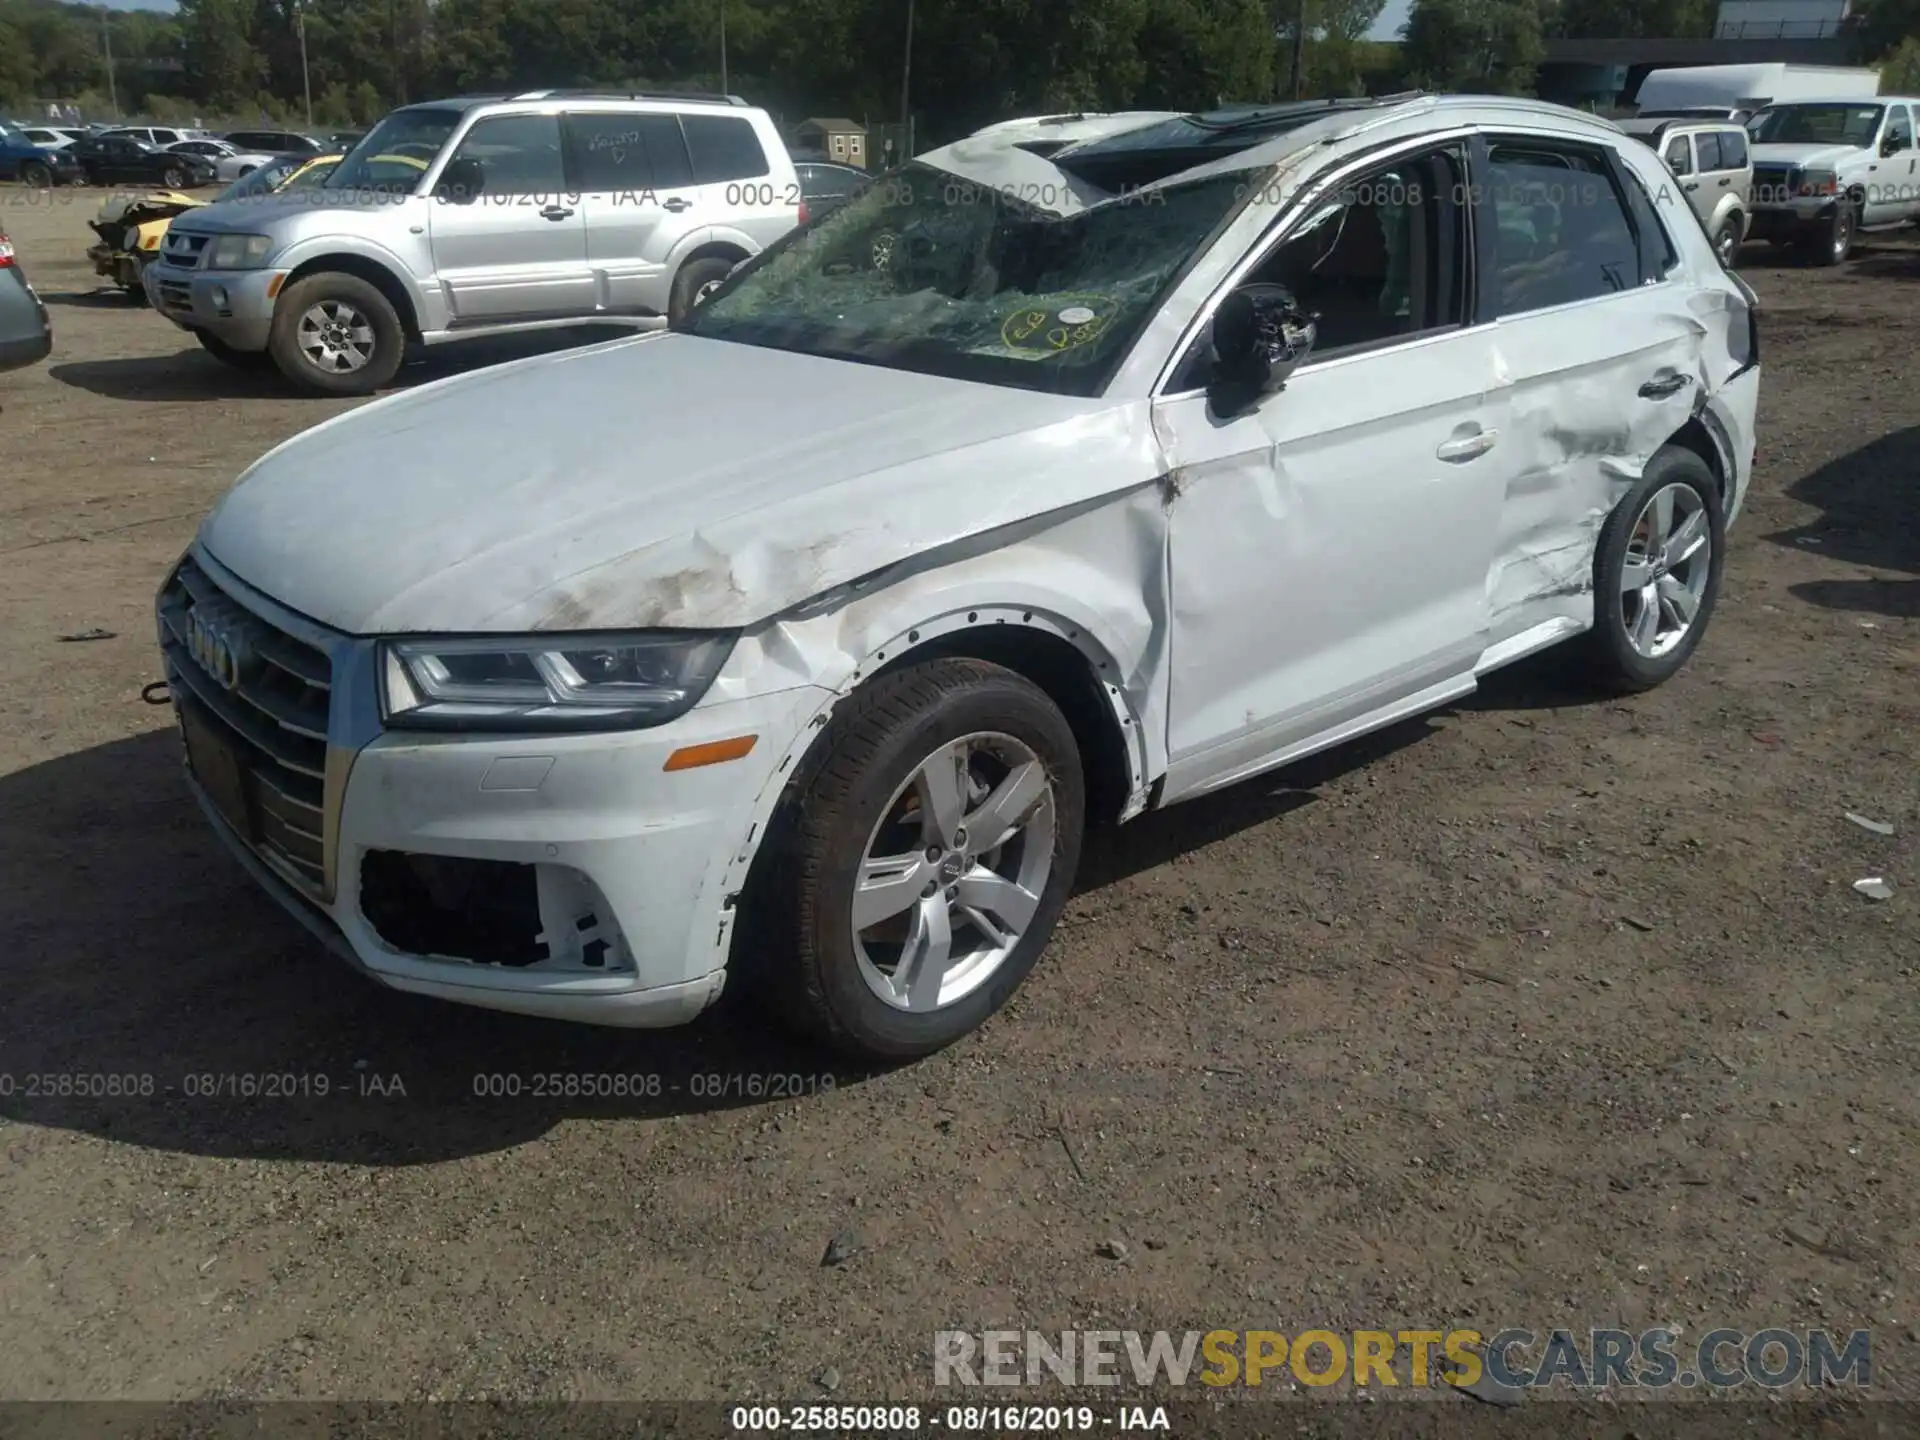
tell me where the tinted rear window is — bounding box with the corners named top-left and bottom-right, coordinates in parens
top-left (1718, 128), bottom-right (1747, 167)
top-left (682, 114), bottom-right (769, 184)
top-left (568, 112), bottom-right (694, 190)
top-left (1694, 132), bottom-right (1723, 171)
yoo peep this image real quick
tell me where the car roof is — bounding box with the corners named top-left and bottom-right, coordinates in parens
top-left (924, 94), bottom-right (1631, 202)
top-left (396, 90), bottom-right (759, 117)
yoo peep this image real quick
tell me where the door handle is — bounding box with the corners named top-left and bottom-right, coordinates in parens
top-left (1683, 181), bottom-right (1699, 191)
top-left (1436, 428), bottom-right (1497, 463)
top-left (1718, 176), bottom-right (1731, 186)
top-left (662, 197), bottom-right (693, 212)
top-left (1638, 373), bottom-right (1692, 400)
top-left (540, 205), bottom-right (574, 221)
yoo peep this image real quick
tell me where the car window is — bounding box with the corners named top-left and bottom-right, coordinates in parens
top-left (796, 164), bottom-right (861, 199)
top-left (1486, 142), bottom-right (1642, 315)
top-left (1663, 135), bottom-right (1692, 176)
top-left (1249, 147), bottom-right (1468, 356)
top-left (1694, 132), bottom-right (1724, 171)
top-left (24, 130), bottom-right (56, 144)
top-left (682, 114), bottom-right (769, 184)
top-left (1889, 107), bottom-right (1916, 151)
top-left (566, 112), bottom-right (688, 191)
top-left (1717, 128), bottom-right (1748, 168)
top-left (1616, 162), bottom-right (1679, 279)
top-left (446, 114), bottom-right (566, 197)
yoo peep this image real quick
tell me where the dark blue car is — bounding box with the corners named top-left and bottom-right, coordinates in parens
top-left (0, 122), bottom-right (84, 187)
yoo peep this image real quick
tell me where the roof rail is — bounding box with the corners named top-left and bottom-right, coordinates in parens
top-left (507, 88), bottom-right (749, 106)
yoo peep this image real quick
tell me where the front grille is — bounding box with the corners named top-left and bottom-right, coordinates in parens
top-left (1752, 166), bottom-right (1798, 204)
top-left (159, 556), bottom-right (335, 897)
top-left (161, 231), bottom-right (209, 268)
top-left (157, 281), bottom-right (192, 312)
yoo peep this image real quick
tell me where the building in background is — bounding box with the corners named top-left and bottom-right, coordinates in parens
top-left (793, 117), bottom-right (868, 168)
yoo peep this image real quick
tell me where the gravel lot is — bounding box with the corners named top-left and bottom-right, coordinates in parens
top-left (0, 184), bottom-right (1915, 1407)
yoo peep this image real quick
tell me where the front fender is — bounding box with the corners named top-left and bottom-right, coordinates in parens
top-left (273, 234), bottom-right (433, 323)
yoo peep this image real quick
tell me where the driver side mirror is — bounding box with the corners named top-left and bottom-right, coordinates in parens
top-left (434, 156), bottom-right (484, 203)
top-left (1881, 133), bottom-right (1902, 157)
top-left (1207, 287), bottom-right (1316, 420)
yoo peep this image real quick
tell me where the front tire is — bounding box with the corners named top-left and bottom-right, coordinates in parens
top-left (753, 658), bottom-right (1086, 1061)
top-left (1712, 214), bottom-right (1742, 268)
top-left (1580, 446), bottom-right (1726, 694)
top-left (267, 272), bottom-right (405, 396)
top-left (162, 165), bottom-right (187, 189)
top-left (20, 162), bottom-right (50, 189)
top-left (1810, 201), bottom-right (1856, 266)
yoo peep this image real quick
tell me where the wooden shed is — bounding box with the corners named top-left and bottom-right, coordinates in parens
top-left (794, 117), bottom-right (868, 168)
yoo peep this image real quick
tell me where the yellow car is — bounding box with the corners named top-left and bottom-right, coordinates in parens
top-left (87, 153), bottom-right (343, 298)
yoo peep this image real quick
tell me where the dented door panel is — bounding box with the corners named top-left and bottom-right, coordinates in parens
top-left (1154, 325), bottom-right (1510, 792)
top-left (1481, 288), bottom-right (1707, 648)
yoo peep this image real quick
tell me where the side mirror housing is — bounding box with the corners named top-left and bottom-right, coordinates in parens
top-left (435, 156), bottom-right (484, 203)
top-left (1207, 285), bottom-right (1317, 420)
top-left (1881, 133), bottom-right (1901, 157)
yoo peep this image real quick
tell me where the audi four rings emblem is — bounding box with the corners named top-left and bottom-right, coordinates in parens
top-left (187, 607), bottom-right (251, 691)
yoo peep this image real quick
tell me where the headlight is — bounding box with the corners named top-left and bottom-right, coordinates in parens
top-left (1796, 170), bottom-right (1838, 197)
top-left (380, 632), bottom-right (736, 731)
top-left (205, 233), bottom-right (274, 268)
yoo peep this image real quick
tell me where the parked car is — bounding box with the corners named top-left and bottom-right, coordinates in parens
top-left (155, 95), bottom-right (1760, 1057)
top-left (329, 131), bottom-right (367, 151)
top-left (67, 133), bottom-right (219, 188)
top-left (0, 121), bottom-right (84, 187)
top-left (91, 153), bottom-right (341, 298)
top-left (1746, 96), bottom-right (1920, 263)
top-left (99, 124), bottom-right (207, 148)
top-left (0, 226), bottom-right (52, 372)
top-left (146, 90), bottom-right (802, 394)
top-left (1620, 116), bottom-right (1754, 265)
top-left (222, 129), bottom-right (326, 155)
top-left (166, 137), bottom-right (279, 183)
top-left (17, 125), bottom-right (77, 149)
top-left (793, 159), bottom-right (869, 220)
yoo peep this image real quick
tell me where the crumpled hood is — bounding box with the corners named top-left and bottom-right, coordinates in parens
top-left (1750, 142), bottom-right (1858, 169)
top-left (200, 332), bottom-right (1156, 635)
top-left (171, 187), bottom-right (382, 235)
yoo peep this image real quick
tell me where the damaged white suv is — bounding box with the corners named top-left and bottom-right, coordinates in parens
top-left (158, 95), bottom-right (1760, 1059)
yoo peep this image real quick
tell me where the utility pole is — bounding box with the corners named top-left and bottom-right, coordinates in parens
top-left (100, 6), bottom-right (119, 118)
top-left (1287, 0), bottom-right (1306, 100)
top-left (899, 0), bottom-right (914, 157)
top-left (720, 0), bottom-right (728, 94)
top-left (298, 1), bottom-right (314, 128)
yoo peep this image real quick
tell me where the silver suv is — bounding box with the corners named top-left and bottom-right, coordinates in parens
top-left (143, 90), bottom-right (801, 395)
top-left (1621, 116), bottom-right (1753, 266)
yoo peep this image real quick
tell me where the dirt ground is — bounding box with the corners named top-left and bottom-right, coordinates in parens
top-left (0, 183), bottom-right (1914, 1409)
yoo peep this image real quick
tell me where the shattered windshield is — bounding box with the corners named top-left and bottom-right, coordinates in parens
top-left (677, 160), bottom-right (1249, 396)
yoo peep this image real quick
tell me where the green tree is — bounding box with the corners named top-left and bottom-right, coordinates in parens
top-left (1400, 0), bottom-right (1545, 93)
top-left (0, 19), bottom-right (36, 106)
top-left (1879, 35), bottom-right (1920, 91)
top-left (1553, 0), bottom-right (1713, 37)
top-left (179, 0), bottom-right (268, 111)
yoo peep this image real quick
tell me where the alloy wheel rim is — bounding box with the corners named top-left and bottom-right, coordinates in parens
top-left (1620, 481), bottom-right (1712, 660)
top-left (296, 299), bottom-right (376, 373)
top-left (1834, 211), bottom-right (1853, 259)
top-left (694, 279), bottom-right (724, 304)
top-left (1716, 225), bottom-right (1737, 264)
top-left (852, 732), bottom-right (1055, 1014)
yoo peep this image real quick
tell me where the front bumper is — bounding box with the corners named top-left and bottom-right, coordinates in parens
top-left (160, 547), bottom-right (829, 1028)
top-left (144, 260), bottom-right (283, 351)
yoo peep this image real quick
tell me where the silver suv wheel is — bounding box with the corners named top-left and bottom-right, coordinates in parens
top-left (296, 299), bottom-right (376, 374)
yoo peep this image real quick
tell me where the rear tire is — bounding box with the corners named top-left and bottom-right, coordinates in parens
top-left (1580, 446), bottom-right (1726, 694)
top-left (747, 658), bottom-right (1086, 1061)
top-left (668, 256), bottom-right (736, 325)
top-left (267, 272), bottom-right (405, 397)
top-left (194, 328), bottom-right (276, 371)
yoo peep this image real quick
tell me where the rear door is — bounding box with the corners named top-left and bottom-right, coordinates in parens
top-left (568, 111), bottom-right (701, 314)
top-left (1476, 134), bottom-right (1704, 645)
top-left (427, 112), bottom-right (591, 323)
top-left (1689, 130), bottom-right (1735, 226)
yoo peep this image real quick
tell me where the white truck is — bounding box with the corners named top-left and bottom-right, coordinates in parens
top-left (1634, 63), bottom-right (1881, 117)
